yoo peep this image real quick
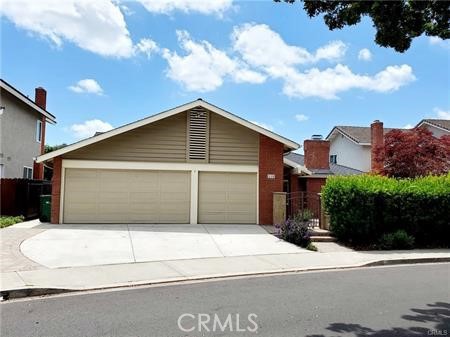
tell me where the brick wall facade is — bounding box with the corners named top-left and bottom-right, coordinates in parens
top-left (304, 140), bottom-right (330, 170)
top-left (258, 134), bottom-right (284, 225)
top-left (371, 120), bottom-right (384, 173)
top-left (51, 156), bottom-right (62, 224)
top-left (306, 177), bottom-right (326, 218)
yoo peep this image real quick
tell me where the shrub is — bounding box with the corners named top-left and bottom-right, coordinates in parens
top-left (0, 216), bottom-right (25, 228)
top-left (378, 230), bottom-right (415, 250)
top-left (292, 209), bottom-right (314, 222)
top-left (322, 174), bottom-right (450, 248)
top-left (278, 218), bottom-right (311, 248)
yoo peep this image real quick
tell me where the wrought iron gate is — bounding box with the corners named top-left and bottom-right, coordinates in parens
top-left (286, 191), bottom-right (321, 228)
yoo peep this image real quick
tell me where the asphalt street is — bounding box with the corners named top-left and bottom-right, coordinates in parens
top-left (1, 263), bottom-right (449, 337)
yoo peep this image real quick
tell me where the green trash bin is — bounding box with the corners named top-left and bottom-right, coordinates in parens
top-left (40, 195), bottom-right (51, 222)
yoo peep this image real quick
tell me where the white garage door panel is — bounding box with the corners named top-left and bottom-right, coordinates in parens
top-left (63, 169), bottom-right (190, 223)
top-left (198, 172), bottom-right (257, 224)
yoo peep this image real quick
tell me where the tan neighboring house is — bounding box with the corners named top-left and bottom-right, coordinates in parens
top-left (0, 79), bottom-right (56, 179)
top-left (37, 99), bottom-right (299, 225)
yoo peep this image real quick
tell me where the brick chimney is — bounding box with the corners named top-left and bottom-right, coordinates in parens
top-left (35, 87), bottom-right (47, 110)
top-left (370, 120), bottom-right (384, 173)
top-left (33, 87), bottom-right (47, 179)
top-left (304, 135), bottom-right (330, 170)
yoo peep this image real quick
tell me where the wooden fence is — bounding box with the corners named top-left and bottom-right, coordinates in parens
top-left (0, 179), bottom-right (52, 219)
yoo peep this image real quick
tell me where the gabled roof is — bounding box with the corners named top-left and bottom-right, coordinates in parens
top-left (415, 119), bottom-right (450, 133)
top-left (326, 126), bottom-right (397, 145)
top-left (284, 152), bottom-right (363, 176)
top-left (37, 99), bottom-right (299, 163)
top-left (0, 79), bottom-right (56, 124)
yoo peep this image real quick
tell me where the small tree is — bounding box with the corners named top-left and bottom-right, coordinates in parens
top-left (375, 128), bottom-right (450, 178)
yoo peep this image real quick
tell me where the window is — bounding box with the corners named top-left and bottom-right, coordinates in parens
top-left (23, 166), bottom-right (33, 179)
top-left (36, 120), bottom-right (42, 143)
top-left (330, 155), bottom-right (337, 164)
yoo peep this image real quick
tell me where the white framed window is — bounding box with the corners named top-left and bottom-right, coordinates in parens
top-left (23, 166), bottom-right (33, 179)
top-left (330, 155), bottom-right (337, 164)
top-left (36, 119), bottom-right (42, 143)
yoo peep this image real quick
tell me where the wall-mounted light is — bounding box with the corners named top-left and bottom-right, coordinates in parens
top-left (0, 106), bottom-right (5, 116)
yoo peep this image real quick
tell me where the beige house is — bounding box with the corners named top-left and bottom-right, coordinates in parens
top-left (37, 99), bottom-right (299, 225)
top-left (0, 79), bottom-right (56, 179)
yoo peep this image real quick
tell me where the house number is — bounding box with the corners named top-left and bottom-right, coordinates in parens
top-left (267, 174), bottom-right (275, 180)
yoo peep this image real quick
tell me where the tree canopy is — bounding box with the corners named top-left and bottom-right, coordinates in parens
top-left (375, 128), bottom-right (450, 178)
top-left (44, 144), bottom-right (67, 154)
top-left (275, 1), bottom-right (450, 52)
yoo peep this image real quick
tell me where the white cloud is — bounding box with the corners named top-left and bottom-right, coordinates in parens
top-left (231, 23), bottom-right (347, 75)
top-left (434, 107), bottom-right (450, 119)
top-left (429, 37), bottom-right (450, 49)
top-left (70, 119), bottom-right (113, 139)
top-left (403, 124), bottom-right (414, 129)
top-left (295, 114), bottom-right (309, 122)
top-left (162, 30), bottom-right (265, 92)
top-left (231, 23), bottom-right (414, 99)
top-left (282, 64), bottom-right (415, 99)
top-left (0, 0), bottom-right (156, 58)
top-left (358, 48), bottom-right (372, 61)
top-left (134, 38), bottom-right (159, 58)
top-left (250, 121), bottom-right (274, 131)
top-left (69, 79), bottom-right (104, 95)
top-left (136, 0), bottom-right (233, 16)
top-left (315, 41), bottom-right (347, 62)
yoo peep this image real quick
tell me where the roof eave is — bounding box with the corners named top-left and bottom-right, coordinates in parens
top-left (37, 99), bottom-right (299, 163)
top-left (1, 80), bottom-right (57, 124)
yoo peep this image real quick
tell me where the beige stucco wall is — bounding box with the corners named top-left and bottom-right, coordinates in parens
top-left (0, 90), bottom-right (41, 178)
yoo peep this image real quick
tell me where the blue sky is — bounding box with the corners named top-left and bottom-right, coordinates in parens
top-left (1, 0), bottom-right (449, 150)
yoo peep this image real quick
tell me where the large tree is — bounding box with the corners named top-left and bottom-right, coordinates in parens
top-left (275, 1), bottom-right (450, 52)
top-left (375, 128), bottom-right (450, 178)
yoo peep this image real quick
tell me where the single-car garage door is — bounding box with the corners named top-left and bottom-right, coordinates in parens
top-left (198, 172), bottom-right (257, 224)
top-left (63, 169), bottom-right (190, 223)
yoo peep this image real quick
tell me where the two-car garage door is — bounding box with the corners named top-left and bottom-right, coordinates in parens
top-left (63, 169), bottom-right (257, 224)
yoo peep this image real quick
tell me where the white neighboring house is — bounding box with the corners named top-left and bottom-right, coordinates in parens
top-left (325, 119), bottom-right (450, 173)
top-left (415, 119), bottom-right (450, 138)
top-left (326, 125), bottom-right (396, 172)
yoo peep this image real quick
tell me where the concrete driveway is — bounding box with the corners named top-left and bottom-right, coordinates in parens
top-left (20, 224), bottom-right (305, 268)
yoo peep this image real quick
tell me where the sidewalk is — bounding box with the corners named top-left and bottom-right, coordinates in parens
top-left (2, 249), bottom-right (449, 296)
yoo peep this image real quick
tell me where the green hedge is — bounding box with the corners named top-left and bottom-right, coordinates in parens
top-left (322, 174), bottom-right (450, 247)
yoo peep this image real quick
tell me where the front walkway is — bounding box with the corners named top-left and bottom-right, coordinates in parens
top-left (2, 249), bottom-right (449, 293)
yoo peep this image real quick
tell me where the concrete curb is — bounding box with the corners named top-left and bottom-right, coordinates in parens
top-left (2, 257), bottom-right (449, 300)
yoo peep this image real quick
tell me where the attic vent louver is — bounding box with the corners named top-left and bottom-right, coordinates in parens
top-left (188, 107), bottom-right (208, 161)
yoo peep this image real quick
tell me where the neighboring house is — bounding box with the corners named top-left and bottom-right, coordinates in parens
top-left (37, 99), bottom-right (299, 225)
top-left (415, 119), bottom-right (450, 138)
top-left (325, 121), bottom-right (395, 172)
top-left (283, 137), bottom-right (363, 216)
top-left (0, 79), bottom-right (56, 179)
top-left (326, 118), bottom-right (450, 173)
